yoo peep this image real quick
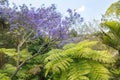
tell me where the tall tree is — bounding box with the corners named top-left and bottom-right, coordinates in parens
top-left (0, 3), bottom-right (83, 79)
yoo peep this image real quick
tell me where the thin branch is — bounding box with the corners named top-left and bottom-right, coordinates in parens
top-left (17, 31), bottom-right (34, 67)
top-left (17, 46), bottom-right (20, 66)
top-left (18, 30), bottom-right (34, 47)
top-left (11, 30), bottom-right (34, 78)
top-left (11, 39), bottom-right (55, 79)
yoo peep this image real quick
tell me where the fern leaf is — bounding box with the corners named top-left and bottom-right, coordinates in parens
top-left (77, 40), bottom-right (98, 48)
top-left (68, 60), bottom-right (90, 80)
top-left (45, 58), bottom-right (73, 76)
top-left (88, 62), bottom-right (110, 80)
top-left (63, 43), bottom-right (76, 50)
top-left (44, 40), bottom-right (115, 80)
top-left (79, 48), bottom-right (115, 63)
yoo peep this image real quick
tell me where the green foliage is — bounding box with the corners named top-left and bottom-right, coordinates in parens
top-left (27, 37), bottom-right (53, 54)
top-left (0, 33), bottom-right (54, 80)
top-left (0, 19), bottom-right (16, 48)
top-left (100, 21), bottom-right (120, 51)
top-left (101, 2), bottom-right (120, 77)
top-left (105, 1), bottom-right (120, 16)
top-left (63, 43), bottom-right (76, 50)
top-left (0, 48), bottom-right (16, 57)
top-left (69, 29), bottom-right (78, 37)
top-left (0, 48), bottom-right (32, 62)
top-left (100, 20), bottom-right (120, 80)
top-left (1, 64), bottom-right (16, 75)
top-left (110, 68), bottom-right (120, 80)
top-left (0, 48), bottom-right (35, 79)
top-left (0, 64), bottom-right (15, 80)
top-left (0, 73), bottom-right (11, 80)
top-left (44, 40), bottom-right (115, 80)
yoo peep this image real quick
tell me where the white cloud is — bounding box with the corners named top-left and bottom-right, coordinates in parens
top-left (75, 5), bottom-right (85, 13)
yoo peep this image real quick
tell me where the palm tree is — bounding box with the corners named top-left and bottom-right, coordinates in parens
top-left (44, 40), bottom-right (115, 80)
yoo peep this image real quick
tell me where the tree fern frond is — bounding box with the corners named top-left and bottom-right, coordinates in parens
top-left (45, 58), bottom-right (73, 76)
top-left (65, 45), bottom-right (115, 63)
top-left (44, 49), bottom-right (64, 62)
top-left (102, 21), bottom-right (120, 37)
top-left (79, 48), bottom-right (115, 63)
top-left (88, 62), bottom-right (110, 80)
top-left (44, 40), bottom-right (114, 80)
top-left (52, 58), bottom-right (73, 73)
top-left (78, 76), bottom-right (89, 80)
top-left (63, 46), bottom-right (84, 58)
top-left (59, 71), bottom-right (68, 80)
top-left (63, 43), bottom-right (76, 50)
top-left (68, 60), bottom-right (91, 80)
top-left (68, 75), bottom-right (89, 80)
top-left (46, 49), bottom-right (63, 55)
top-left (77, 40), bottom-right (98, 48)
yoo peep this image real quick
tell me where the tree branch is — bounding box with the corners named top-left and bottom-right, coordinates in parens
top-left (11, 39), bottom-right (55, 79)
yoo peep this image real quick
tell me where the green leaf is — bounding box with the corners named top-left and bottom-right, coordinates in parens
top-left (44, 40), bottom-right (114, 80)
top-left (105, 1), bottom-right (120, 16)
top-left (0, 73), bottom-right (11, 80)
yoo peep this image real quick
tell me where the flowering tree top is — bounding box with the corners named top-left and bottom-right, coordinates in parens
top-left (0, 4), bottom-right (83, 40)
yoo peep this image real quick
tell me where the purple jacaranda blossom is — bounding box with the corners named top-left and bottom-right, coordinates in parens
top-left (80, 17), bottom-right (84, 22)
top-left (67, 8), bottom-right (72, 13)
top-left (0, 4), bottom-right (83, 40)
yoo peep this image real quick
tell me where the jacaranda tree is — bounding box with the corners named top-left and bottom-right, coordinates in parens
top-left (0, 3), bottom-right (83, 79)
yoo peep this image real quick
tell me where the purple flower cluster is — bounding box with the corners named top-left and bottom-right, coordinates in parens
top-left (0, 4), bottom-right (83, 40)
top-left (66, 8), bottom-right (83, 26)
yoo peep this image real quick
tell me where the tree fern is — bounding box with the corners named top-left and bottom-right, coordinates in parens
top-left (100, 19), bottom-right (120, 80)
top-left (67, 59), bottom-right (90, 80)
top-left (101, 21), bottom-right (120, 51)
top-left (44, 49), bottom-right (73, 76)
top-left (88, 62), bottom-right (110, 80)
top-left (44, 40), bottom-right (115, 80)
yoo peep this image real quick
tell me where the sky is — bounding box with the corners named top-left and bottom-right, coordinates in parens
top-left (9, 0), bottom-right (118, 21)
